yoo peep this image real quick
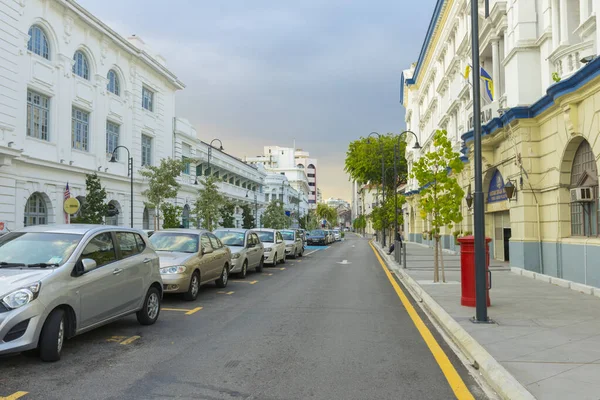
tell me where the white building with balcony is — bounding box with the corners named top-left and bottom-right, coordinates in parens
top-left (401, 0), bottom-right (600, 289)
top-left (0, 0), bottom-right (184, 230)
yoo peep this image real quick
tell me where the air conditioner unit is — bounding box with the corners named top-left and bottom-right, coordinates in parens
top-left (570, 187), bottom-right (595, 202)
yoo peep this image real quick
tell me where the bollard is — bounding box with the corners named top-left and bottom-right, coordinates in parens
top-left (402, 241), bottom-right (407, 268)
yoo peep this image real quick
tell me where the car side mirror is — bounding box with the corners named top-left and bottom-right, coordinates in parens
top-left (202, 247), bottom-right (213, 255)
top-left (74, 258), bottom-right (97, 276)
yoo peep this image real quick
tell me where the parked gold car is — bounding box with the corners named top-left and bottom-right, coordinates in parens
top-left (149, 229), bottom-right (231, 301)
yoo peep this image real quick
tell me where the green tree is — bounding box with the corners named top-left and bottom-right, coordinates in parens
top-left (194, 176), bottom-right (225, 231)
top-left (72, 173), bottom-right (109, 224)
top-left (161, 203), bottom-right (182, 229)
top-left (411, 130), bottom-right (464, 283)
top-left (220, 201), bottom-right (235, 228)
top-left (345, 134), bottom-right (407, 191)
top-left (353, 214), bottom-right (367, 233)
top-left (316, 203), bottom-right (338, 227)
top-left (140, 158), bottom-right (186, 230)
top-left (241, 204), bottom-right (255, 229)
top-left (261, 200), bottom-right (289, 229)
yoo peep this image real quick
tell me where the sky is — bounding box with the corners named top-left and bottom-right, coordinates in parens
top-left (78, 0), bottom-right (436, 202)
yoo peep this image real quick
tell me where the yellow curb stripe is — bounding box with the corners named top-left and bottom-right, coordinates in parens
top-left (185, 307), bottom-right (203, 315)
top-left (369, 241), bottom-right (475, 400)
top-left (120, 335), bottom-right (141, 345)
top-left (1, 392), bottom-right (29, 400)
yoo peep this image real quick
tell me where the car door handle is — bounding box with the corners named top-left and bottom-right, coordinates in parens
top-left (113, 268), bottom-right (123, 275)
top-left (143, 258), bottom-right (152, 263)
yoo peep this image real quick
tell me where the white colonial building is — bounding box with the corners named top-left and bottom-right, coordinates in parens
top-left (401, 0), bottom-right (600, 288)
top-left (0, 0), bottom-right (268, 231)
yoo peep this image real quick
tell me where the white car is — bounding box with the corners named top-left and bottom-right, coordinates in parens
top-left (255, 229), bottom-right (286, 265)
top-left (280, 229), bottom-right (304, 259)
top-left (332, 229), bottom-right (341, 241)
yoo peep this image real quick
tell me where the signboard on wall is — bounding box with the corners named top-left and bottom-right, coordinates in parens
top-left (487, 170), bottom-right (508, 203)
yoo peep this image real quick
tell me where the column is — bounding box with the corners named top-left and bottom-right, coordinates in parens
top-left (559, 0), bottom-right (569, 45)
top-left (491, 39), bottom-right (501, 103)
top-left (551, 0), bottom-right (561, 48)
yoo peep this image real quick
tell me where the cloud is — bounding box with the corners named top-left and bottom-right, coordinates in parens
top-left (79, 0), bottom-right (436, 202)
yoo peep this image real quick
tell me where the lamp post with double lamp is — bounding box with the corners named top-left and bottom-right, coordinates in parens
top-left (367, 132), bottom-right (386, 246)
top-left (109, 146), bottom-right (133, 228)
top-left (393, 131), bottom-right (421, 244)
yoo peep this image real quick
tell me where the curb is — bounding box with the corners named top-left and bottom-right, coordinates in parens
top-left (372, 241), bottom-right (536, 400)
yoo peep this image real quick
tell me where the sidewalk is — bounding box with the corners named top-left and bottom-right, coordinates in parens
top-left (376, 241), bottom-right (600, 400)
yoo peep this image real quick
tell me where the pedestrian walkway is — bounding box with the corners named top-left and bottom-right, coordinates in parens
top-left (377, 240), bottom-right (600, 400)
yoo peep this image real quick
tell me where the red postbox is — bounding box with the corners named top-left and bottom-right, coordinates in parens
top-left (457, 235), bottom-right (491, 307)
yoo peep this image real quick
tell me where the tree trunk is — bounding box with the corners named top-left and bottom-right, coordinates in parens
top-left (433, 236), bottom-right (439, 283)
top-left (439, 237), bottom-right (446, 283)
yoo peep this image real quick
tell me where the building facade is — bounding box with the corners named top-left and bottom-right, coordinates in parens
top-left (401, 0), bottom-right (600, 287)
top-left (0, 0), bottom-right (269, 231)
top-left (0, 0), bottom-right (184, 230)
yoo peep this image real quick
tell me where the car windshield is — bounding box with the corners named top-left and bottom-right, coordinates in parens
top-left (280, 231), bottom-right (295, 240)
top-left (310, 230), bottom-right (324, 236)
top-left (149, 233), bottom-right (199, 253)
top-left (333, 230), bottom-right (340, 234)
top-left (214, 231), bottom-right (245, 246)
top-left (257, 231), bottom-right (274, 243)
top-left (0, 232), bottom-right (82, 267)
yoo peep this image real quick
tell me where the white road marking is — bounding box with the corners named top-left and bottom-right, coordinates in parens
top-left (337, 260), bottom-right (352, 265)
top-left (304, 249), bottom-right (319, 256)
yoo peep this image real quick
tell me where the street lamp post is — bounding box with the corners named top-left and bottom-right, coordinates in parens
top-left (368, 132), bottom-right (386, 246)
top-left (470, 0), bottom-right (490, 323)
top-left (207, 139), bottom-right (224, 170)
top-left (109, 146), bottom-right (133, 228)
top-left (393, 130), bottom-right (422, 243)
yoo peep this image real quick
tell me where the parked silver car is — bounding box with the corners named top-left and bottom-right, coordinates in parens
top-left (254, 229), bottom-right (286, 265)
top-left (213, 229), bottom-right (264, 278)
top-left (0, 225), bottom-right (163, 362)
top-left (280, 229), bottom-right (304, 258)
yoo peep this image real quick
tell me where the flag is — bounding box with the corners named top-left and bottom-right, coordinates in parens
top-left (464, 65), bottom-right (471, 80)
top-left (64, 183), bottom-right (70, 200)
top-left (480, 66), bottom-right (494, 102)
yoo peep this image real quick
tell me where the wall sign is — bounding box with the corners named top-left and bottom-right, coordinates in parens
top-left (487, 170), bottom-right (508, 203)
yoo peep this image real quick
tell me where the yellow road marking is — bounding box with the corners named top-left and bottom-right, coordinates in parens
top-left (262, 273), bottom-right (273, 276)
top-left (106, 335), bottom-right (128, 343)
top-left (120, 335), bottom-right (141, 345)
top-left (162, 306), bottom-right (203, 315)
top-left (1, 392), bottom-right (29, 400)
top-left (279, 267), bottom-right (286, 270)
top-left (368, 241), bottom-right (475, 400)
top-left (217, 291), bottom-right (234, 295)
top-left (231, 280), bottom-right (258, 284)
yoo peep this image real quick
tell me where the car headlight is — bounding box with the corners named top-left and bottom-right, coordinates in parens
top-left (160, 266), bottom-right (186, 274)
top-left (264, 247), bottom-right (272, 252)
top-left (2, 282), bottom-right (41, 310)
top-left (232, 253), bottom-right (241, 259)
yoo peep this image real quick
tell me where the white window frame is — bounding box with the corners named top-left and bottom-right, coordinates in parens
top-left (107, 70), bottom-right (120, 96)
top-left (73, 51), bottom-right (90, 80)
top-left (141, 134), bottom-right (152, 166)
top-left (27, 25), bottom-right (49, 60)
top-left (27, 90), bottom-right (50, 141)
top-left (142, 86), bottom-right (154, 112)
top-left (106, 121), bottom-right (120, 159)
top-left (72, 107), bottom-right (90, 151)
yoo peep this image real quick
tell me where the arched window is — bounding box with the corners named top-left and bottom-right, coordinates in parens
top-left (73, 51), bottom-right (90, 80)
top-left (24, 193), bottom-right (48, 227)
top-left (143, 206), bottom-right (150, 230)
top-left (107, 70), bottom-right (120, 95)
top-left (27, 25), bottom-right (49, 59)
top-left (570, 140), bottom-right (599, 236)
top-left (182, 205), bottom-right (190, 228)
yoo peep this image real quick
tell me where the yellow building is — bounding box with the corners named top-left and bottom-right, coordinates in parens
top-left (401, 0), bottom-right (600, 288)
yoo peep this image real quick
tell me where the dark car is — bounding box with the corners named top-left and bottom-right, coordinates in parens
top-left (307, 229), bottom-right (327, 245)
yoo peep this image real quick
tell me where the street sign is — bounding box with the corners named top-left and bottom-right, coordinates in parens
top-left (63, 197), bottom-right (80, 215)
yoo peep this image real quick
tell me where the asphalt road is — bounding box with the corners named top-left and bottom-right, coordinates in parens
top-left (1, 234), bottom-right (488, 400)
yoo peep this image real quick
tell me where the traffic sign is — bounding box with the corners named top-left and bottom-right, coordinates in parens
top-left (63, 197), bottom-right (80, 215)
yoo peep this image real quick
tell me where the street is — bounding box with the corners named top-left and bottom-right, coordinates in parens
top-left (0, 235), bottom-right (487, 400)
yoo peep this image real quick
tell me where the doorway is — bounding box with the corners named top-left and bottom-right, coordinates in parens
top-left (503, 228), bottom-right (511, 261)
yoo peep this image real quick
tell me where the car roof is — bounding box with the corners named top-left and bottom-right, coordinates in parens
top-left (153, 228), bottom-right (208, 235)
top-left (254, 228), bottom-right (277, 232)
top-left (214, 228), bottom-right (249, 234)
top-left (16, 224), bottom-right (144, 235)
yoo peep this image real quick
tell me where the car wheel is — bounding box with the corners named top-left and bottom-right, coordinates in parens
top-left (137, 287), bottom-right (161, 325)
top-left (239, 260), bottom-right (248, 279)
top-left (299, 248), bottom-right (304, 257)
top-left (281, 252), bottom-right (286, 264)
top-left (255, 257), bottom-right (264, 272)
top-left (292, 248), bottom-right (297, 259)
top-left (273, 253), bottom-right (277, 265)
top-left (39, 308), bottom-right (65, 362)
top-left (216, 264), bottom-right (228, 288)
top-left (183, 271), bottom-right (200, 301)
